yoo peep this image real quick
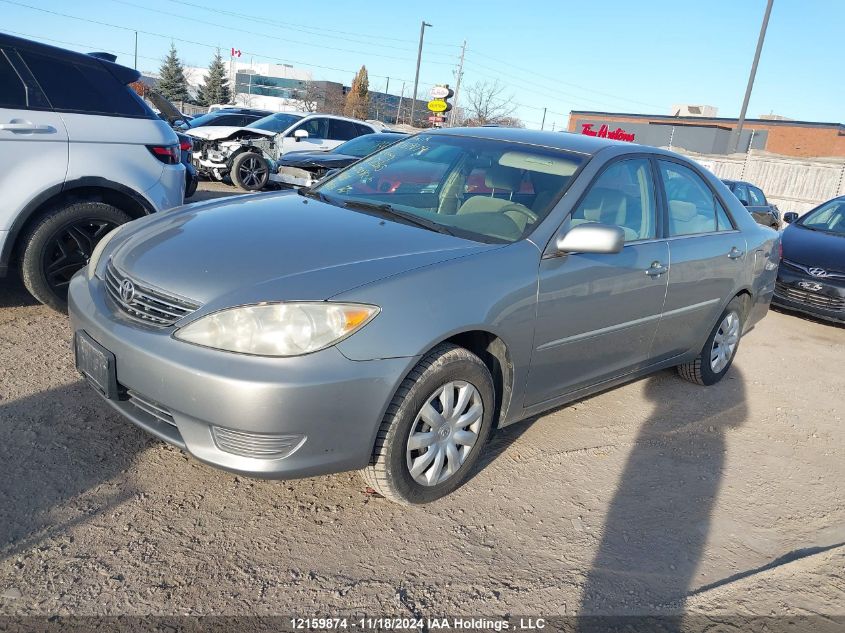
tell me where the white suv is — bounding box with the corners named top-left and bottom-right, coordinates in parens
top-left (0, 34), bottom-right (185, 310)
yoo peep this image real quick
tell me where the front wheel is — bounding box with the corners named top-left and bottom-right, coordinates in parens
top-left (677, 297), bottom-right (745, 386)
top-left (362, 344), bottom-right (495, 504)
top-left (231, 152), bottom-right (270, 191)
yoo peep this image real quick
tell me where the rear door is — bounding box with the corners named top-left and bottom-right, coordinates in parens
top-left (524, 157), bottom-right (669, 407)
top-left (0, 48), bottom-right (68, 242)
top-left (649, 159), bottom-right (745, 361)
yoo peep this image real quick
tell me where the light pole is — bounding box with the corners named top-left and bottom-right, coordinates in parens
top-left (731, 0), bottom-right (774, 153)
top-left (410, 20), bottom-right (432, 128)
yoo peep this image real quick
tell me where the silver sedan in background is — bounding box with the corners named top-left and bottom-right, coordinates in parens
top-left (68, 128), bottom-right (779, 504)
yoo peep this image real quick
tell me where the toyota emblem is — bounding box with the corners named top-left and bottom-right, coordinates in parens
top-left (119, 279), bottom-right (135, 303)
top-left (808, 267), bottom-right (828, 277)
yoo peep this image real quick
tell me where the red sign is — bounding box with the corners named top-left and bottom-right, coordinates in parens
top-left (428, 115), bottom-right (446, 123)
top-left (580, 123), bottom-right (635, 142)
top-left (230, 48), bottom-right (242, 58)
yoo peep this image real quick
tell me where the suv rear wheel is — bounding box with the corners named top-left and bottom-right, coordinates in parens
top-left (20, 201), bottom-right (131, 312)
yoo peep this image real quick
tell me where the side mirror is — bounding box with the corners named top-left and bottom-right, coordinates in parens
top-left (293, 129), bottom-right (309, 142)
top-left (783, 212), bottom-right (799, 224)
top-left (555, 223), bottom-right (625, 255)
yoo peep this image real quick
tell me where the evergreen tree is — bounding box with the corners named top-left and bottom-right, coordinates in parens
top-left (197, 49), bottom-right (231, 106)
top-left (157, 43), bottom-right (190, 103)
top-left (343, 66), bottom-right (370, 119)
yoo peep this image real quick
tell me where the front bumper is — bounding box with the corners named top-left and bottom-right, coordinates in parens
top-left (67, 273), bottom-right (415, 479)
top-left (271, 166), bottom-right (318, 188)
top-left (772, 266), bottom-right (845, 323)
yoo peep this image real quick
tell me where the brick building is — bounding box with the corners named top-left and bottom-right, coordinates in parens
top-left (568, 110), bottom-right (845, 158)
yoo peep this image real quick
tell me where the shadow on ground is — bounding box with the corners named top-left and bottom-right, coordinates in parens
top-left (0, 274), bottom-right (38, 309)
top-left (0, 381), bottom-right (150, 558)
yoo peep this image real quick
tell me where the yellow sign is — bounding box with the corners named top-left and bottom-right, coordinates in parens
top-left (427, 99), bottom-right (449, 113)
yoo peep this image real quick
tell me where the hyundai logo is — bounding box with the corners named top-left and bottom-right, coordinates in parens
top-left (119, 279), bottom-right (136, 303)
top-left (808, 267), bottom-right (828, 277)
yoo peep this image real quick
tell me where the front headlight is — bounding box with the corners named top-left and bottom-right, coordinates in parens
top-left (87, 222), bottom-right (129, 280)
top-left (173, 302), bottom-right (380, 357)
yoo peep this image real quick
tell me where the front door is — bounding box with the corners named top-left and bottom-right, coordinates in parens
top-left (649, 159), bottom-right (746, 361)
top-left (280, 117), bottom-right (333, 155)
top-left (524, 157), bottom-right (669, 407)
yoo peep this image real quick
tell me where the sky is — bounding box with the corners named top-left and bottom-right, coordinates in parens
top-left (2, 0), bottom-right (842, 130)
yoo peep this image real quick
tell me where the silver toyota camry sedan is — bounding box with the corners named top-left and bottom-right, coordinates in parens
top-left (69, 128), bottom-right (779, 504)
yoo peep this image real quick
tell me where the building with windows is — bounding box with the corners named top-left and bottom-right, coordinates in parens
top-left (568, 110), bottom-right (845, 158)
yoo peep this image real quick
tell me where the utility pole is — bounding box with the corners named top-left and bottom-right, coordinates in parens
top-left (410, 21), bottom-right (432, 128)
top-left (540, 107), bottom-right (547, 131)
top-left (449, 40), bottom-right (466, 127)
top-left (731, 0), bottom-right (774, 153)
top-left (395, 82), bottom-right (406, 125)
top-left (133, 31), bottom-right (138, 69)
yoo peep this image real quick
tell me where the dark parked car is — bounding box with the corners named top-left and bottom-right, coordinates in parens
top-left (774, 196), bottom-right (845, 323)
top-left (176, 108), bottom-right (272, 131)
top-left (722, 179), bottom-right (780, 229)
top-left (175, 132), bottom-right (198, 198)
top-left (275, 132), bottom-right (406, 187)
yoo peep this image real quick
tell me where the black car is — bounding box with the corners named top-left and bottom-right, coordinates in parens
top-left (774, 196), bottom-right (845, 323)
top-left (176, 108), bottom-right (272, 130)
top-left (722, 179), bottom-right (780, 229)
top-left (275, 132), bottom-right (406, 188)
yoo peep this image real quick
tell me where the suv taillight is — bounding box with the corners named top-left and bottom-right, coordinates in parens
top-left (147, 144), bottom-right (180, 165)
top-left (179, 138), bottom-right (192, 152)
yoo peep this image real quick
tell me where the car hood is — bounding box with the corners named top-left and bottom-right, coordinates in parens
top-left (187, 125), bottom-right (276, 141)
top-left (110, 192), bottom-right (497, 308)
top-left (278, 152), bottom-right (358, 169)
top-left (782, 224), bottom-right (845, 272)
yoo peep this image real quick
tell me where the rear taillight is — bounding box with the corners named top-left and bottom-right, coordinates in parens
top-left (147, 144), bottom-right (180, 165)
top-left (179, 138), bottom-right (192, 152)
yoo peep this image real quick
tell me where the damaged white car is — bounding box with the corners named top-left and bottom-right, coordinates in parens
top-left (188, 113), bottom-right (380, 191)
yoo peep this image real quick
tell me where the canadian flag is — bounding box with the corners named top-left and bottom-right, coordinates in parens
top-left (230, 48), bottom-right (242, 58)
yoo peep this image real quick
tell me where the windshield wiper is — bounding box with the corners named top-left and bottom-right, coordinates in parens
top-left (297, 187), bottom-right (336, 205)
top-left (341, 199), bottom-right (456, 236)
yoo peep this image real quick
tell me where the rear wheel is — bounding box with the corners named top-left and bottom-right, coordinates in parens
top-left (677, 297), bottom-right (744, 386)
top-left (20, 201), bottom-right (131, 312)
top-left (231, 152), bottom-right (270, 191)
top-left (362, 344), bottom-right (495, 504)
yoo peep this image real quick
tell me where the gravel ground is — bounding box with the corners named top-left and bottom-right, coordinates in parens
top-left (0, 182), bottom-right (843, 618)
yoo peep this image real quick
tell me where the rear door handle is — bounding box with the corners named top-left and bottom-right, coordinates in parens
top-left (646, 261), bottom-right (669, 277)
top-left (0, 122), bottom-right (54, 133)
top-left (728, 246), bottom-right (745, 260)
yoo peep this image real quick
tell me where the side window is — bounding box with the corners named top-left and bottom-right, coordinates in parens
top-left (0, 51), bottom-right (26, 108)
top-left (749, 186), bottom-right (766, 206)
top-left (733, 183), bottom-right (750, 205)
top-left (19, 50), bottom-right (148, 117)
top-left (329, 119), bottom-right (360, 141)
top-left (660, 161), bottom-right (731, 236)
top-left (570, 158), bottom-right (656, 241)
top-left (354, 123), bottom-right (374, 136)
top-left (297, 117), bottom-right (329, 139)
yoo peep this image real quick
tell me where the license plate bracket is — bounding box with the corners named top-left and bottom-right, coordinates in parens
top-left (74, 331), bottom-right (119, 400)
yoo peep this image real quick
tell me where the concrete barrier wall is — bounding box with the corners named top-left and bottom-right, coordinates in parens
top-left (673, 149), bottom-right (845, 215)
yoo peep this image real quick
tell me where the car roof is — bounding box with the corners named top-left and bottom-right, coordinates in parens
top-left (426, 126), bottom-right (646, 156)
top-left (0, 32), bottom-right (140, 85)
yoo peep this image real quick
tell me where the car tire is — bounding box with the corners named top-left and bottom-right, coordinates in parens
top-left (676, 296), bottom-right (745, 386)
top-left (362, 343), bottom-right (496, 505)
top-left (19, 201), bottom-right (131, 312)
top-left (231, 152), bottom-right (270, 191)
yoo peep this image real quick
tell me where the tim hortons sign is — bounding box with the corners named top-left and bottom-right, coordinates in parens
top-left (580, 123), bottom-right (635, 142)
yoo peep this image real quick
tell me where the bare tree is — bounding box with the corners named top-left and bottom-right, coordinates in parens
top-left (461, 79), bottom-right (518, 126)
top-left (296, 81), bottom-right (324, 113)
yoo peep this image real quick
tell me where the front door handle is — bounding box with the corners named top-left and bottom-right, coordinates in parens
top-left (0, 121), bottom-right (54, 133)
top-left (645, 261), bottom-right (669, 277)
top-left (728, 246), bottom-right (745, 260)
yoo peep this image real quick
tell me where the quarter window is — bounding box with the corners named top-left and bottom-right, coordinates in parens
top-left (570, 158), bottom-right (657, 241)
top-left (660, 161), bottom-right (732, 236)
top-left (0, 50), bottom-right (26, 108)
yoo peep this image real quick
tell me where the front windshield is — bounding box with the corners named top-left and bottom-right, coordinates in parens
top-left (799, 199), bottom-right (845, 234)
top-left (246, 112), bottom-right (303, 134)
top-left (313, 134), bottom-right (585, 243)
top-left (333, 134), bottom-right (403, 158)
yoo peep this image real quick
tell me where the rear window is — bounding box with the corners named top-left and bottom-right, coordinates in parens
top-left (19, 50), bottom-right (151, 117)
top-left (0, 50), bottom-right (26, 108)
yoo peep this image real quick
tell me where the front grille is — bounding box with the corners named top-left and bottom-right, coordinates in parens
top-left (212, 426), bottom-right (304, 460)
top-left (127, 390), bottom-right (176, 427)
top-left (105, 261), bottom-right (200, 327)
top-left (775, 282), bottom-right (845, 311)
